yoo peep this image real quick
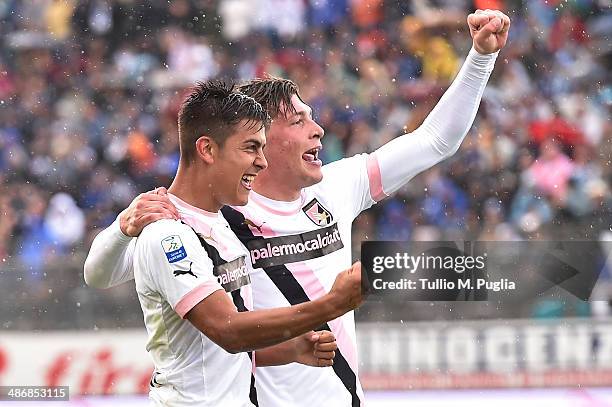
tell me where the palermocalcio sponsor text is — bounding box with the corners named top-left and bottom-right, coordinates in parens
top-left (251, 229), bottom-right (341, 260)
top-left (212, 256), bottom-right (250, 293)
top-left (216, 263), bottom-right (249, 286)
top-left (247, 223), bottom-right (344, 268)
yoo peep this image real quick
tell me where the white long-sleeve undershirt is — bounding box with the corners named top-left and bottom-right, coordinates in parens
top-left (372, 47), bottom-right (498, 199)
top-left (83, 47), bottom-right (498, 289)
top-left (83, 218), bottom-right (136, 288)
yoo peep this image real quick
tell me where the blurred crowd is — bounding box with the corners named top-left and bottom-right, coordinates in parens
top-left (0, 0), bottom-right (610, 327)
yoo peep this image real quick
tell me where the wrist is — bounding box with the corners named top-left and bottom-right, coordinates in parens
top-left (114, 215), bottom-right (133, 241)
top-left (472, 43), bottom-right (489, 55)
top-left (467, 46), bottom-right (499, 73)
top-left (469, 45), bottom-right (499, 58)
top-left (289, 336), bottom-right (303, 363)
top-left (318, 292), bottom-right (345, 320)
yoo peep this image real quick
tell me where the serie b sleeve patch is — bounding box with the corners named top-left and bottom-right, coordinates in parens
top-left (161, 235), bottom-right (187, 263)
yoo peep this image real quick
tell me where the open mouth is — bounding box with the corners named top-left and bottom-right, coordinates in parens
top-left (241, 174), bottom-right (256, 190)
top-left (302, 146), bottom-right (322, 166)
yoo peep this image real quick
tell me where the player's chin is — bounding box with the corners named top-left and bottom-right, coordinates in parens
top-left (310, 170), bottom-right (324, 185)
top-left (301, 167), bottom-right (323, 187)
top-left (231, 188), bottom-right (251, 207)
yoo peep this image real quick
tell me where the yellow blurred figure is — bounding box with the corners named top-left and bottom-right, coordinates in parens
top-left (401, 16), bottom-right (459, 82)
top-left (45, 0), bottom-right (76, 40)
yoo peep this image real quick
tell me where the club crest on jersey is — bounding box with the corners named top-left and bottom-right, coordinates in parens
top-left (161, 235), bottom-right (187, 263)
top-left (302, 198), bottom-right (333, 226)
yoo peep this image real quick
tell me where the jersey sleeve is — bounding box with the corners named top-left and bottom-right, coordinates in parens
top-left (83, 218), bottom-right (136, 288)
top-left (135, 219), bottom-right (224, 318)
top-left (320, 153), bottom-right (376, 220)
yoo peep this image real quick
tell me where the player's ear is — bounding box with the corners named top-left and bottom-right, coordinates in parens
top-left (195, 135), bottom-right (217, 164)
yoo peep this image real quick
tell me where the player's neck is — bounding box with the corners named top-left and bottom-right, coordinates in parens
top-left (169, 164), bottom-right (222, 213)
top-left (253, 172), bottom-right (301, 202)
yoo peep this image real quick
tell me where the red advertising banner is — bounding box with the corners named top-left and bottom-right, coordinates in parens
top-left (0, 331), bottom-right (152, 395)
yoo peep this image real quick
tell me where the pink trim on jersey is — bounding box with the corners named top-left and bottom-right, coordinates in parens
top-left (366, 153), bottom-right (387, 202)
top-left (285, 262), bottom-right (359, 374)
top-left (245, 191), bottom-right (306, 216)
top-left (169, 193), bottom-right (220, 218)
top-left (175, 281), bottom-right (223, 318)
top-left (179, 212), bottom-right (230, 254)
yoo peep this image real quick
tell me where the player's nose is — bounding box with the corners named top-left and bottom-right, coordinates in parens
top-left (311, 120), bottom-right (325, 140)
top-left (254, 150), bottom-right (267, 171)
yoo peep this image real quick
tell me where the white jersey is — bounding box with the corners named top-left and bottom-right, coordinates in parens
top-left (134, 194), bottom-right (254, 407)
top-left (221, 153), bottom-right (374, 407)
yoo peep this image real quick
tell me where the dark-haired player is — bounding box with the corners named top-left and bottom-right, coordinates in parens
top-left (113, 80), bottom-right (363, 406)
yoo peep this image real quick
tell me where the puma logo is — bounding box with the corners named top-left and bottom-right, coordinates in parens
top-left (173, 262), bottom-right (197, 278)
top-left (243, 219), bottom-right (265, 234)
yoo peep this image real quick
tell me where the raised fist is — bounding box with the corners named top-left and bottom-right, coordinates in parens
top-left (468, 9), bottom-right (511, 55)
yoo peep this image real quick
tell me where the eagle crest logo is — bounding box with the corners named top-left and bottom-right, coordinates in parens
top-left (302, 198), bottom-right (333, 226)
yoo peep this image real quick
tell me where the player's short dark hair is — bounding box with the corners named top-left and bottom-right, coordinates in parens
top-left (239, 76), bottom-right (303, 119)
top-left (178, 80), bottom-right (270, 165)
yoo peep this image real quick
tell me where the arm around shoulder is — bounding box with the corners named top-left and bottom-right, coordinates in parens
top-left (83, 218), bottom-right (136, 288)
top-left (84, 188), bottom-right (179, 288)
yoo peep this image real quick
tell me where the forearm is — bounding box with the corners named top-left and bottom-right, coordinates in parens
top-left (83, 218), bottom-right (135, 288)
top-left (254, 340), bottom-right (298, 366)
top-left (372, 47), bottom-right (498, 197)
top-left (188, 264), bottom-right (361, 354)
top-left (222, 295), bottom-right (342, 353)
